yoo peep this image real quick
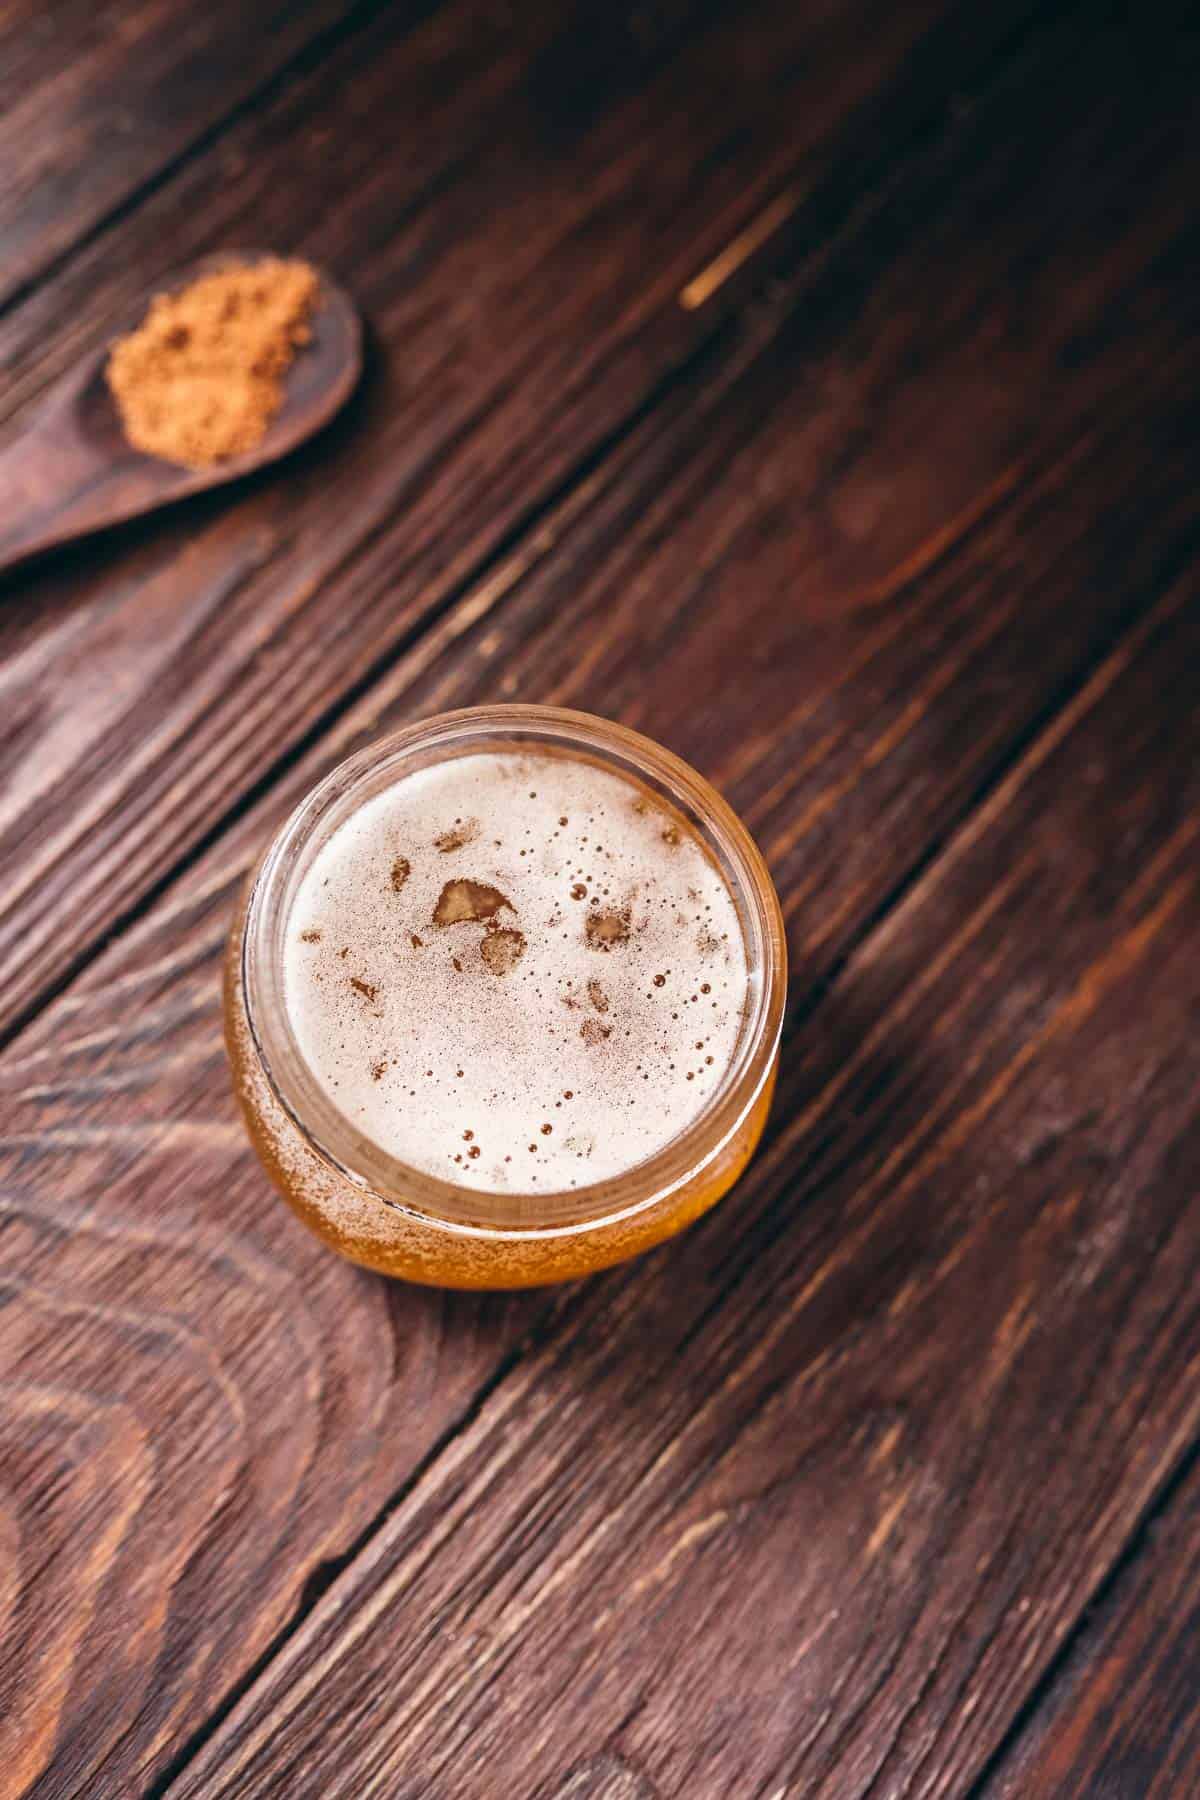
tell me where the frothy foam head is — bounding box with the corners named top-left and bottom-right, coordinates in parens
top-left (283, 750), bottom-right (749, 1193)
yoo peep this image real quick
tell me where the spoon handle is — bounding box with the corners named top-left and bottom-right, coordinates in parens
top-left (0, 408), bottom-right (122, 579)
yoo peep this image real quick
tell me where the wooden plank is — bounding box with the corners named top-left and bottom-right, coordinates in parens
top-left (0, 1091), bottom-right (572, 1796)
top-left (0, 0), bottom-right (379, 311)
top-left (980, 1455), bottom-right (1200, 1798)
top-left (3, 239), bottom-right (1200, 1797)
top-left (0, 0), bottom-right (988, 1041)
top-left (4, 11), bottom-right (1199, 1789)
top-left (157, 517), bottom-right (1200, 1800)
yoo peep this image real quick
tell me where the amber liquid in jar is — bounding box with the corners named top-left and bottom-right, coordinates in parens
top-left (225, 708), bottom-right (785, 1288)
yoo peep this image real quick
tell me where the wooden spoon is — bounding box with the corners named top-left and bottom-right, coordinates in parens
top-left (0, 253), bottom-right (362, 579)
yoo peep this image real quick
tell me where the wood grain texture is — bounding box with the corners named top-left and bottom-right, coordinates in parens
top-left (2, 3), bottom-right (1199, 1794)
top-left (0, 0), bottom-right (1075, 1039)
top-left (981, 1455), bottom-right (1200, 1798)
top-left (4, 250), bottom-right (1200, 1799)
top-left (0, 1105), bottom-right (565, 1796)
top-left (0, 0), bottom-right (372, 310)
top-left (160, 520), bottom-right (1200, 1800)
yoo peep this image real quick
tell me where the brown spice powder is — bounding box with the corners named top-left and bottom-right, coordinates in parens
top-left (106, 258), bottom-right (319, 468)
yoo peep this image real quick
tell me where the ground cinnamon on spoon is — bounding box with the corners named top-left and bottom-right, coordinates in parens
top-left (106, 258), bottom-right (319, 468)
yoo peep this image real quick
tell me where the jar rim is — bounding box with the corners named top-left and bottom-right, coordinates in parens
top-left (242, 705), bottom-right (786, 1236)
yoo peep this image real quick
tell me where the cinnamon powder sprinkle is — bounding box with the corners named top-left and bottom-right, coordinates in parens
top-left (106, 258), bottom-right (319, 468)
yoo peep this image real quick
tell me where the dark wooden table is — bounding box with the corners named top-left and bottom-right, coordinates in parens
top-left (2, 2), bottom-right (1199, 1794)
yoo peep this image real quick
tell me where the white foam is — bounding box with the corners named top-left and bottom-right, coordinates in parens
top-left (282, 750), bottom-right (749, 1193)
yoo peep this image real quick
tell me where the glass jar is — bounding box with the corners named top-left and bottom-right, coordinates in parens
top-left (225, 706), bottom-right (786, 1287)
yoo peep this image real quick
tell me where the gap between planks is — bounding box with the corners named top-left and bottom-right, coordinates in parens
top-left (8, 12), bottom-right (1190, 1783)
top-left (0, 314), bottom-right (738, 1061)
top-left (143, 1291), bottom-right (581, 1800)
top-left (0, 0), bottom-right (1082, 1059)
top-left (963, 1432), bottom-right (1200, 1798)
top-left (148, 495), bottom-right (1200, 1800)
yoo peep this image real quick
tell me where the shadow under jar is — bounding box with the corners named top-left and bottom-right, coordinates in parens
top-left (225, 706), bottom-right (786, 1288)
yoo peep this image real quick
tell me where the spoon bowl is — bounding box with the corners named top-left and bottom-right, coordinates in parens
top-left (0, 252), bottom-right (362, 577)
